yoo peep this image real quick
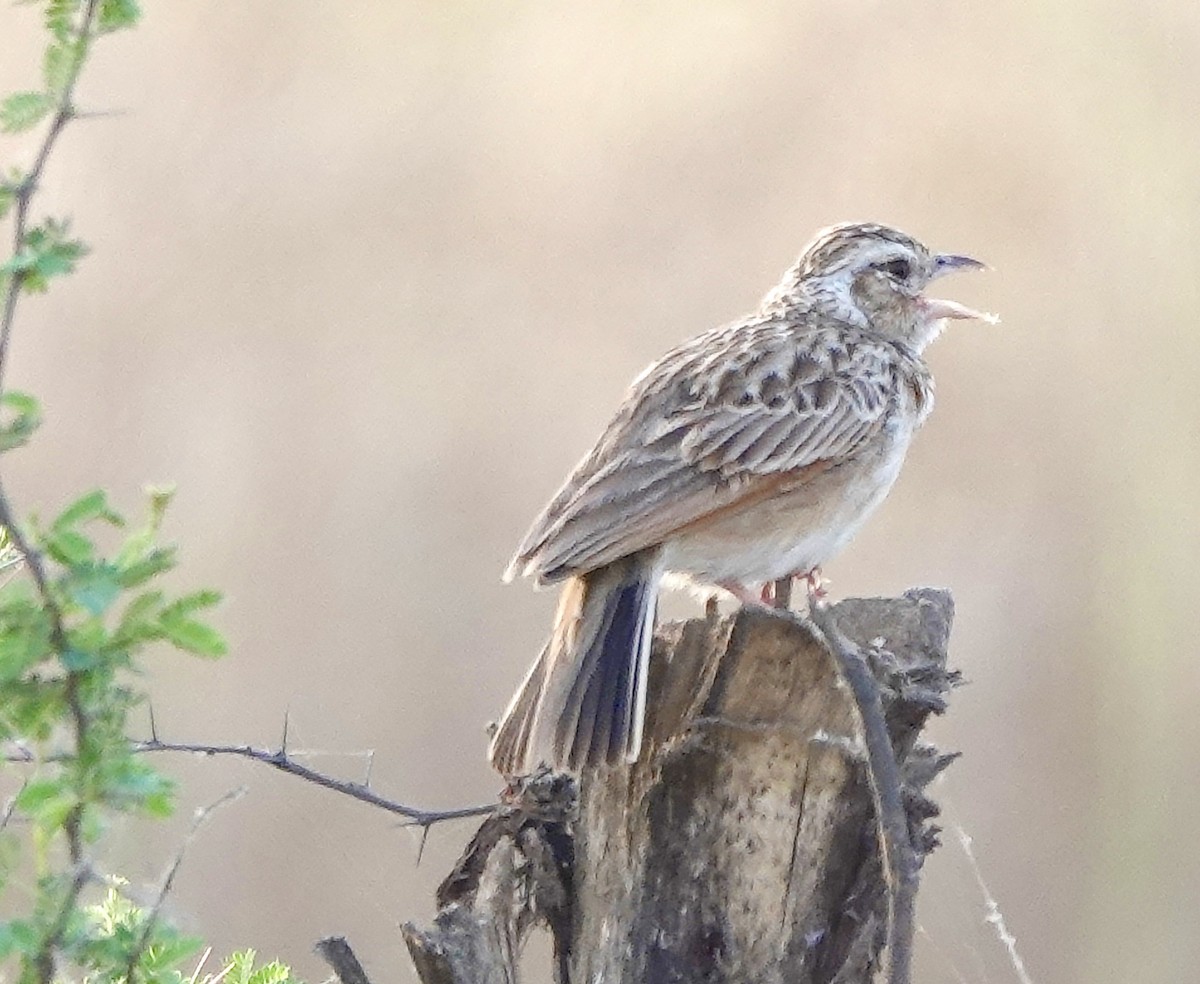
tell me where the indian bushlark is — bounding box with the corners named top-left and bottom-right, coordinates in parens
top-left (490, 222), bottom-right (992, 776)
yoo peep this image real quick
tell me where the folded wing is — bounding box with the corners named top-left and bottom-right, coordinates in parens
top-left (507, 320), bottom-right (904, 584)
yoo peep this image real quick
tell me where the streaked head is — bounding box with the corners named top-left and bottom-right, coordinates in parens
top-left (768, 222), bottom-right (994, 349)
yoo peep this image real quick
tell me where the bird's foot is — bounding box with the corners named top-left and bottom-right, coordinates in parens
top-left (718, 581), bottom-right (774, 609)
top-left (801, 568), bottom-right (829, 607)
top-left (718, 571), bottom-right (827, 612)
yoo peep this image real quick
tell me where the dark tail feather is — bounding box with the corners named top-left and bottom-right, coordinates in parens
top-left (488, 555), bottom-right (658, 776)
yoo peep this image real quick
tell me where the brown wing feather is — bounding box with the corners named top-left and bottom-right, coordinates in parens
top-left (508, 317), bottom-right (909, 583)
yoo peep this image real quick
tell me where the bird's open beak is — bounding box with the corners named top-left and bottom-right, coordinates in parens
top-left (921, 253), bottom-right (998, 323)
top-left (931, 253), bottom-right (987, 278)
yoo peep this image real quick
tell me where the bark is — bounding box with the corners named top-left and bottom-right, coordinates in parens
top-left (403, 589), bottom-right (957, 984)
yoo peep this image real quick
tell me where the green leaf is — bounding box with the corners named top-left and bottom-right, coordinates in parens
top-left (111, 589), bottom-right (165, 647)
top-left (43, 527), bottom-right (94, 566)
top-left (45, 0), bottom-right (81, 42)
top-left (158, 616), bottom-right (226, 658)
top-left (66, 564), bottom-right (122, 616)
top-left (248, 957), bottom-right (300, 984)
top-left (15, 778), bottom-right (77, 829)
top-left (160, 589), bottom-right (222, 620)
top-left (54, 489), bottom-right (106, 528)
top-left (0, 390), bottom-right (42, 452)
top-left (225, 951), bottom-right (304, 984)
top-left (60, 646), bottom-right (99, 670)
top-left (0, 600), bottom-right (51, 681)
top-left (1, 219), bottom-right (89, 292)
top-left (64, 616), bottom-right (107, 667)
top-left (106, 758), bottom-right (176, 816)
top-left (115, 545), bottom-right (176, 588)
top-left (0, 919), bottom-right (38, 959)
top-left (129, 931), bottom-right (206, 984)
top-left (226, 950), bottom-right (255, 984)
top-left (33, 241), bottom-right (83, 278)
top-left (0, 677), bottom-right (65, 741)
top-left (98, 0), bottom-right (141, 33)
top-left (0, 92), bottom-right (53, 134)
top-left (0, 391), bottom-right (38, 418)
top-left (43, 40), bottom-right (83, 94)
top-left (146, 484), bottom-right (175, 530)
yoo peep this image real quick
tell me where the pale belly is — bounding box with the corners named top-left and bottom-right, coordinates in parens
top-left (659, 423), bottom-right (914, 586)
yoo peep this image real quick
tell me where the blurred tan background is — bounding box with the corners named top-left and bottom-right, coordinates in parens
top-left (3, 1), bottom-right (1199, 982)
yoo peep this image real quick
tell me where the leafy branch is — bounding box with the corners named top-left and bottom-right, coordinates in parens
top-left (0, 3), bottom-right (254, 983)
top-left (0, 0), bottom-right (123, 389)
top-left (0, 6), bottom-right (493, 983)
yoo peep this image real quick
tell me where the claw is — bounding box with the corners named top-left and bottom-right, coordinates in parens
top-left (801, 568), bottom-right (829, 605)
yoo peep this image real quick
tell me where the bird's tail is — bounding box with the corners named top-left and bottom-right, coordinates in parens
top-left (489, 555), bottom-right (659, 775)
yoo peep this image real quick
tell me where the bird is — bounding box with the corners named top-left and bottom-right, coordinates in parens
top-left (489, 222), bottom-right (992, 776)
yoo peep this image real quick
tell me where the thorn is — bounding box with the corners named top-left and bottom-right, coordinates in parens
top-left (73, 108), bottom-right (130, 121)
top-left (362, 750), bottom-right (375, 788)
top-left (416, 822), bottom-right (431, 865)
top-left (148, 703), bottom-right (159, 743)
top-left (279, 710), bottom-right (290, 757)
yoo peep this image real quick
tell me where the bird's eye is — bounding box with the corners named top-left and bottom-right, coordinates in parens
top-left (878, 258), bottom-right (912, 281)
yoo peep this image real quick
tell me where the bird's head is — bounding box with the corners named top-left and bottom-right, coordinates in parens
top-left (766, 222), bottom-right (995, 350)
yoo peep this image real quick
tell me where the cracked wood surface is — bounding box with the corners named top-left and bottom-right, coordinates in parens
top-left (404, 589), bottom-right (957, 984)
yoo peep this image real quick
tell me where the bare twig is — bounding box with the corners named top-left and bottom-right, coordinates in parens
top-left (315, 937), bottom-right (375, 984)
top-left (957, 827), bottom-right (1037, 984)
top-left (0, 780), bottom-right (25, 832)
top-left (134, 737), bottom-right (496, 828)
top-left (805, 599), bottom-right (918, 984)
top-left (122, 787), bottom-right (248, 984)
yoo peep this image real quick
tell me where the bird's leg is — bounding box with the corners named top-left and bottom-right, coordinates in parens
top-left (718, 581), bottom-right (772, 608)
top-left (770, 577), bottom-right (792, 610)
top-left (801, 568), bottom-right (829, 606)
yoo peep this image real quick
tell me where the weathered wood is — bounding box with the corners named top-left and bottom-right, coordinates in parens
top-left (405, 590), bottom-right (957, 984)
top-left (315, 937), bottom-right (375, 984)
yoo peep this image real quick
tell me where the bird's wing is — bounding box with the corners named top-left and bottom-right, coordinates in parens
top-left (508, 320), bottom-right (905, 583)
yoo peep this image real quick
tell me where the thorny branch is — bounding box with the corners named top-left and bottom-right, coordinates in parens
top-left (7, 733), bottom-right (498, 828)
top-left (805, 598), bottom-right (918, 984)
top-left (133, 731), bottom-right (496, 828)
top-left (5, 713), bottom-right (496, 830)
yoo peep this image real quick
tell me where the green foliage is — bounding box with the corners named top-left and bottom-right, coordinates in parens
top-left (0, 391), bottom-right (42, 453)
top-left (219, 951), bottom-right (302, 984)
top-left (0, 92), bottom-right (54, 134)
top-left (43, 39), bottom-right (85, 95)
top-left (76, 884), bottom-right (203, 984)
top-left (1, 218), bottom-right (89, 293)
top-left (98, 0), bottom-right (141, 35)
top-left (0, 4), bottom-right (299, 984)
top-left (180, 950), bottom-right (304, 984)
top-left (44, 0), bottom-right (82, 43)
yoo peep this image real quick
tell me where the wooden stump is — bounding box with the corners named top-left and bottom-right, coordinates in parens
top-left (403, 589), bottom-right (958, 984)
